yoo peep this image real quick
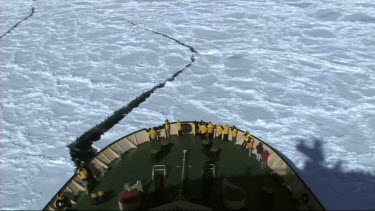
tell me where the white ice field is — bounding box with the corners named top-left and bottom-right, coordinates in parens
top-left (1, 0), bottom-right (375, 210)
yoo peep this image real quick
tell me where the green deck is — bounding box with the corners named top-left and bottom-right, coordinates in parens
top-left (74, 134), bottom-right (298, 210)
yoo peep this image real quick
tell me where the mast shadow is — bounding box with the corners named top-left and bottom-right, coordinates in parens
top-left (293, 138), bottom-right (375, 210)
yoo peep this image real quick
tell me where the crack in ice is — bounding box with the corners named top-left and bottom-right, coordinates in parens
top-left (0, 2), bottom-right (36, 40)
top-left (68, 20), bottom-right (198, 165)
top-left (124, 19), bottom-right (198, 54)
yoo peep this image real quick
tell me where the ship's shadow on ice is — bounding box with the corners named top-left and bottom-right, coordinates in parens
top-left (291, 138), bottom-right (375, 210)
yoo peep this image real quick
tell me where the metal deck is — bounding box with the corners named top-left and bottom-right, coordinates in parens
top-left (74, 134), bottom-right (297, 210)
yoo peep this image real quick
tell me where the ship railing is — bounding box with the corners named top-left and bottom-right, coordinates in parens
top-left (152, 165), bottom-right (167, 181)
top-left (202, 164), bottom-right (216, 179)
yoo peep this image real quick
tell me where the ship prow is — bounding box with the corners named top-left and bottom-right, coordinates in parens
top-left (44, 121), bottom-right (325, 210)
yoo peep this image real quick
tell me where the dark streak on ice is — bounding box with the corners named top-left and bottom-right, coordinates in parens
top-left (0, 6), bottom-right (35, 40)
top-left (68, 19), bottom-right (198, 166)
top-left (125, 19), bottom-right (198, 54)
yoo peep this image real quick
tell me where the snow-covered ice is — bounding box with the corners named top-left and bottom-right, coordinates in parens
top-left (1, 0), bottom-right (375, 210)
